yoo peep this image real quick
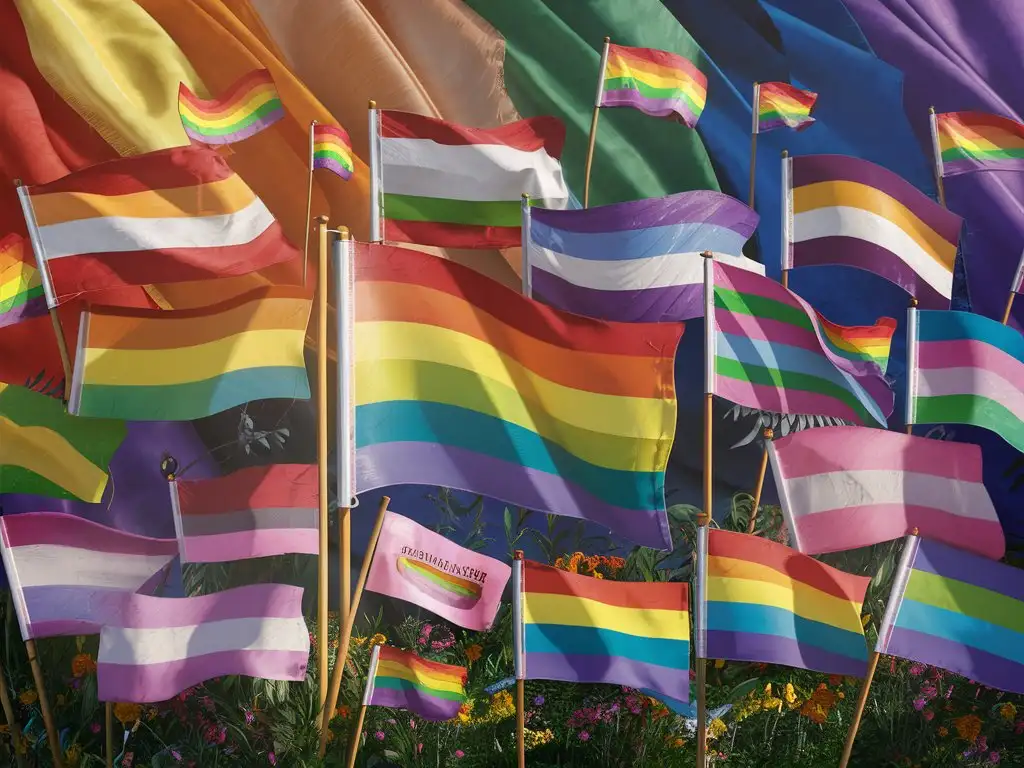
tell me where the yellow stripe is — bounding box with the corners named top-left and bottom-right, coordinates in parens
top-left (0, 415), bottom-right (108, 503)
top-left (355, 321), bottom-right (673, 441)
top-left (83, 328), bottom-right (306, 386)
top-left (375, 660), bottom-right (465, 695)
top-left (1, 268), bottom-right (38, 303)
top-left (708, 574), bottom-right (864, 634)
top-left (179, 87), bottom-right (280, 129)
top-left (523, 591), bottom-right (689, 641)
top-left (605, 59), bottom-right (702, 94)
top-left (792, 180), bottom-right (957, 269)
top-left (31, 175), bottom-right (257, 226)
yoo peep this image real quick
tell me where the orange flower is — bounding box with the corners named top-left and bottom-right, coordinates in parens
top-left (953, 714), bottom-right (982, 743)
top-left (335, 705), bottom-right (351, 720)
top-left (938, 727), bottom-right (948, 737)
top-left (465, 644), bottom-right (483, 662)
top-left (71, 653), bottom-right (96, 678)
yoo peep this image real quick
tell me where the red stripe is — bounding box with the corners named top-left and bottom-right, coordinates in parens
top-left (177, 69), bottom-right (275, 112)
top-left (940, 111), bottom-right (1024, 137)
top-left (176, 464), bottom-right (317, 516)
top-left (523, 560), bottom-right (689, 611)
top-left (84, 284), bottom-right (310, 321)
top-left (609, 44), bottom-right (705, 87)
top-left (355, 243), bottom-right (684, 358)
top-left (760, 82), bottom-right (817, 109)
top-left (384, 219), bottom-right (521, 250)
top-left (707, 529), bottom-right (870, 603)
top-left (379, 646), bottom-right (467, 681)
top-left (47, 224), bottom-right (298, 297)
top-left (313, 125), bottom-right (351, 145)
top-left (379, 110), bottom-right (566, 158)
top-left (29, 146), bottom-right (235, 197)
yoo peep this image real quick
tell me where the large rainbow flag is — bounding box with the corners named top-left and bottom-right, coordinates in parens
top-left (517, 559), bottom-right (690, 702)
top-left (600, 43), bottom-right (707, 127)
top-left (934, 111), bottom-right (1024, 177)
top-left (178, 69), bottom-right (284, 145)
top-left (365, 645), bottom-right (468, 721)
top-left (0, 235), bottom-right (44, 329)
top-left (353, 243), bottom-right (682, 550)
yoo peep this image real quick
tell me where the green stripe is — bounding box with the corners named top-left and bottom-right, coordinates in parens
top-left (382, 193), bottom-right (521, 227)
top-left (603, 76), bottom-right (701, 103)
top-left (715, 356), bottom-right (873, 424)
top-left (180, 99), bottom-right (283, 137)
top-left (941, 146), bottom-right (1024, 162)
top-left (0, 284), bottom-right (44, 313)
top-left (374, 676), bottom-right (465, 702)
top-left (0, 465), bottom-right (85, 501)
top-left (715, 287), bottom-right (815, 332)
top-left (313, 148), bottom-right (353, 171)
top-left (914, 394), bottom-right (1024, 451)
top-left (408, 562), bottom-right (479, 597)
top-left (905, 570), bottom-right (1024, 635)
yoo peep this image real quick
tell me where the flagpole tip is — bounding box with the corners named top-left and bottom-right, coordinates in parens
top-left (368, 99), bottom-right (377, 109)
top-left (13, 178), bottom-right (22, 187)
top-left (781, 149), bottom-right (789, 158)
top-left (603, 36), bottom-right (611, 43)
top-left (909, 296), bottom-right (919, 308)
top-left (160, 455), bottom-right (178, 481)
top-left (763, 427), bottom-right (774, 440)
top-left (928, 106), bottom-right (936, 114)
top-left (338, 225), bottom-right (351, 240)
top-left (513, 550), bottom-right (524, 561)
top-left (315, 215), bottom-right (329, 224)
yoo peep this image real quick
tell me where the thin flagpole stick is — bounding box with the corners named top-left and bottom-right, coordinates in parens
top-left (520, 194), bottom-right (532, 297)
top-left (105, 702), bottom-right (114, 768)
top-left (905, 298), bottom-right (919, 436)
top-left (344, 702), bottom-right (368, 768)
top-left (0, 658), bottom-right (27, 768)
top-left (368, 100), bottom-right (383, 242)
top-left (513, 551), bottom-right (526, 768)
top-left (928, 107), bottom-right (947, 208)
top-left (693, 527), bottom-right (709, 768)
top-left (345, 645), bottom-right (380, 768)
top-left (583, 37), bottom-right (611, 209)
top-left (837, 650), bottom-right (880, 768)
top-left (316, 215), bottom-right (331, 709)
top-left (1006, 249), bottom-right (1024, 325)
top-left (1003, 292), bottom-right (1017, 325)
top-left (24, 640), bottom-right (62, 768)
top-left (697, 252), bottom-right (714, 768)
top-left (303, 121), bottom-right (317, 290)
top-left (746, 427), bottom-right (774, 533)
top-left (319, 496), bottom-right (392, 756)
top-left (780, 150), bottom-right (791, 290)
top-left (749, 83), bottom-right (760, 207)
top-left (334, 227), bottom-right (354, 623)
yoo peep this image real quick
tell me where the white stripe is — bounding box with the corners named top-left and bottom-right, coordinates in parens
top-left (99, 616), bottom-right (309, 665)
top-left (529, 244), bottom-right (764, 291)
top-left (5, 544), bottom-right (176, 589)
top-left (793, 206), bottom-right (953, 299)
top-left (783, 469), bottom-right (998, 522)
top-left (917, 366), bottom-right (1024, 417)
top-left (37, 196), bottom-right (276, 260)
top-left (380, 137), bottom-right (569, 202)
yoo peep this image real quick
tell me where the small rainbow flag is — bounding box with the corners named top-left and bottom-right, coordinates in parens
top-left (365, 645), bottom-right (467, 721)
top-left (311, 123), bottom-right (354, 181)
top-left (935, 111), bottom-right (1024, 177)
top-left (0, 234), bottom-right (44, 329)
top-left (816, 313), bottom-right (897, 374)
top-left (178, 69), bottom-right (284, 145)
top-left (697, 528), bottom-right (871, 676)
top-left (600, 43), bottom-right (707, 128)
top-left (756, 82), bottom-right (817, 133)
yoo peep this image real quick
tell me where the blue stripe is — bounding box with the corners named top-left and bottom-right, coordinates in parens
top-left (529, 218), bottom-right (749, 261)
top-left (354, 400), bottom-right (662, 510)
top-left (716, 332), bottom-right (886, 424)
top-left (706, 601), bottom-right (868, 661)
top-left (894, 598), bottom-right (1024, 665)
top-left (524, 623), bottom-right (690, 669)
top-left (917, 310), bottom-right (1024, 364)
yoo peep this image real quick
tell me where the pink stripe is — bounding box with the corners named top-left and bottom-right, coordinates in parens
top-left (182, 529), bottom-right (319, 563)
top-left (771, 425), bottom-right (983, 480)
top-left (0, 512), bottom-right (179, 557)
top-left (791, 505), bottom-right (1005, 560)
top-left (113, 583), bottom-right (304, 629)
top-left (98, 649), bottom-right (308, 703)
top-left (714, 376), bottom-right (863, 424)
top-left (716, 260), bottom-right (792, 302)
top-left (917, 367), bottom-right (1024, 417)
top-left (918, 339), bottom-right (1024, 381)
top-left (716, 309), bottom-right (821, 352)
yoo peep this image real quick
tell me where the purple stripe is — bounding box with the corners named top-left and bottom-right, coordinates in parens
top-left (759, 117), bottom-right (815, 133)
top-left (0, 296), bottom-right (47, 329)
top-left (943, 157), bottom-right (1024, 178)
top-left (912, 539), bottom-right (1024, 603)
top-left (531, 269), bottom-right (704, 322)
top-left (113, 583), bottom-right (304, 629)
top-left (20, 585), bottom-right (129, 639)
top-left (525, 652), bottom-right (689, 702)
top-left (368, 685), bottom-right (463, 721)
top-left (0, 512), bottom-right (180, 557)
top-left (313, 157), bottom-right (353, 180)
top-left (791, 155), bottom-right (962, 243)
top-left (704, 630), bottom-right (869, 677)
top-left (790, 237), bottom-right (950, 308)
top-left (98, 649), bottom-right (309, 703)
top-left (182, 529), bottom-right (319, 563)
top-left (356, 442), bottom-right (672, 550)
top-left (884, 627), bottom-right (1024, 695)
top-left (183, 108), bottom-right (285, 146)
top-left (601, 90), bottom-right (700, 127)
top-left (528, 190), bottom-right (757, 234)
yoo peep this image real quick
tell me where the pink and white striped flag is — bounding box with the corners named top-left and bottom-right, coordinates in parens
top-left (97, 583), bottom-right (309, 703)
top-left (0, 512), bottom-right (179, 640)
top-left (767, 425), bottom-right (1004, 560)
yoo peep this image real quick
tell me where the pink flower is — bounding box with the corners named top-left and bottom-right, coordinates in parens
top-left (909, 663), bottom-right (925, 677)
top-left (421, 624), bottom-right (433, 636)
top-left (409, 719), bottom-right (416, 729)
top-left (122, 753), bottom-right (134, 768)
top-left (90, 722), bottom-right (101, 734)
top-left (375, 731), bottom-right (385, 741)
top-left (268, 753), bottom-right (277, 766)
top-left (989, 752), bottom-right (1001, 764)
top-left (913, 698), bottom-right (926, 711)
top-left (455, 749), bottom-right (465, 758)
top-left (923, 710), bottom-right (934, 721)
top-left (416, 743), bottom-right (423, 754)
top-left (417, 637), bottom-right (427, 646)
top-left (578, 731), bottom-right (590, 741)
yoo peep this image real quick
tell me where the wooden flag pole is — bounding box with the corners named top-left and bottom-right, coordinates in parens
top-left (583, 37), bottom-right (611, 209)
top-left (1003, 292), bottom-right (1017, 325)
top-left (837, 651), bottom-right (880, 768)
top-left (927, 107), bottom-right (947, 208)
top-left (302, 121), bottom-right (318, 290)
top-left (319, 496), bottom-right (391, 757)
top-left (746, 427), bottom-right (774, 533)
top-left (344, 699), bottom-right (369, 768)
top-left (514, 551), bottom-right (526, 768)
top-left (24, 640), bottom-right (62, 767)
top-left (105, 702), bottom-right (114, 768)
top-left (316, 215), bottom-right (331, 710)
top-left (345, 645), bottom-right (380, 768)
top-left (1004, 250), bottom-right (1023, 325)
top-left (0, 658), bottom-right (27, 768)
top-left (749, 83), bottom-right (760, 207)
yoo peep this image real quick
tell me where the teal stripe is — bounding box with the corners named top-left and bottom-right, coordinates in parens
top-left (79, 366), bottom-right (310, 421)
top-left (354, 400), bottom-right (661, 510)
top-left (895, 599), bottom-right (1024, 665)
top-left (373, 676), bottom-right (465, 702)
top-left (524, 623), bottom-right (689, 668)
top-left (914, 394), bottom-right (1024, 452)
top-left (706, 602), bottom-right (868, 661)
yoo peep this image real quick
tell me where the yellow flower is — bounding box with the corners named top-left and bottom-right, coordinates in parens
top-left (369, 633), bottom-right (387, 647)
top-left (488, 690), bottom-right (515, 721)
top-left (18, 690), bottom-right (37, 706)
top-left (784, 683), bottom-right (797, 705)
top-left (1000, 703), bottom-right (1017, 722)
top-left (672, 738), bottom-right (686, 748)
top-left (65, 743), bottom-right (82, 765)
top-left (714, 659), bottom-right (725, 669)
top-left (762, 696), bottom-right (783, 712)
top-left (113, 702), bottom-right (142, 725)
top-left (465, 644), bottom-right (483, 663)
top-left (593, 571), bottom-right (604, 579)
top-left (938, 727), bottom-right (949, 737)
top-left (861, 614), bottom-right (872, 628)
top-left (454, 699), bottom-right (475, 724)
top-left (523, 728), bottom-right (554, 750)
top-left (353, 636), bottom-right (367, 646)
top-left (71, 653), bottom-right (97, 678)
top-left (764, 683), bottom-right (773, 696)
top-left (707, 718), bottom-right (727, 739)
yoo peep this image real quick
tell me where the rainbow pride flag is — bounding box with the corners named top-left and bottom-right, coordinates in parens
top-left (908, 309), bottom-right (1023, 452)
top-left (815, 313), bottom-right (896, 374)
top-left (755, 82), bottom-right (817, 133)
top-left (178, 69), bottom-right (284, 145)
top-left (600, 43), bottom-right (707, 128)
top-left (69, 288), bottom-right (311, 421)
top-left (354, 243), bottom-right (682, 550)
top-left (0, 234), bottom-right (44, 329)
top-left (710, 260), bottom-right (895, 426)
top-left (697, 528), bottom-right (870, 676)
top-left (934, 111), bottom-right (1024, 177)
top-left (365, 645), bottom-right (467, 721)
top-left (516, 559), bottom-right (690, 702)
top-left (311, 123), bottom-right (354, 181)
top-left (878, 537), bottom-right (1024, 695)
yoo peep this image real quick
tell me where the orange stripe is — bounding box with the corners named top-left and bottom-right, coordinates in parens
top-left (379, 647), bottom-right (466, 682)
top-left (609, 47), bottom-right (704, 86)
